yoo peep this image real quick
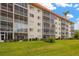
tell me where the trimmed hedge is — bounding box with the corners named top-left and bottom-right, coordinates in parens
top-left (41, 37), bottom-right (55, 43)
top-left (23, 39), bottom-right (28, 41)
top-left (4, 37), bottom-right (56, 43)
top-left (47, 37), bottom-right (55, 43)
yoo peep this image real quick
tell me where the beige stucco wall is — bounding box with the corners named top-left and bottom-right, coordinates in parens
top-left (27, 4), bottom-right (74, 39)
top-left (68, 23), bottom-right (72, 38)
top-left (28, 4), bottom-right (43, 39)
top-left (54, 17), bottom-right (61, 38)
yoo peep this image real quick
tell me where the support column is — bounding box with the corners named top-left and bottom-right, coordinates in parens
top-left (13, 3), bottom-right (15, 40)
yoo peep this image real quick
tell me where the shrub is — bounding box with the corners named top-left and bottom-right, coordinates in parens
top-left (31, 38), bottom-right (35, 41)
top-left (69, 38), bottom-right (73, 40)
top-left (66, 38), bottom-right (74, 40)
top-left (40, 38), bottom-right (44, 41)
top-left (42, 37), bottom-right (55, 43)
top-left (9, 39), bottom-right (14, 42)
top-left (4, 39), bottom-right (8, 42)
top-left (29, 38), bottom-right (39, 41)
top-left (35, 38), bottom-right (37, 41)
top-left (32, 38), bottom-right (38, 41)
top-left (48, 37), bottom-right (55, 43)
top-left (12, 39), bottom-right (19, 42)
top-left (23, 39), bottom-right (28, 41)
top-left (4, 39), bottom-right (13, 42)
top-left (29, 38), bottom-right (32, 41)
top-left (41, 38), bottom-right (47, 41)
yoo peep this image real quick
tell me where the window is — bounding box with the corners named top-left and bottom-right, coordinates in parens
top-left (37, 9), bottom-right (40, 12)
top-left (37, 23), bottom-right (41, 26)
top-left (30, 14), bottom-right (34, 18)
top-left (38, 16), bottom-right (40, 19)
top-left (29, 28), bottom-right (33, 31)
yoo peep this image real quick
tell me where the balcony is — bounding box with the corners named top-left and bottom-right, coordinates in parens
top-left (1, 6), bottom-right (7, 9)
top-left (15, 3), bottom-right (27, 9)
top-left (8, 3), bottom-right (13, 12)
top-left (8, 8), bottom-right (13, 12)
top-left (0, 25), bottom-right (8, 31)
top-left (43, 32), bottom-right (50, 35)
top-left (51, 24), bottom-right (55, 28)
top-left (50, 30), bottom-right (55, 34)
top-left (43, 14), bottom-right (50, 18)
top-left (43, 19), bottom-right (50, 24)
top-left (8, 18), bottom-right (13, 22)
top-left (0, 16), bottom-right (13, 22)
top-left (15, 19), bottom-right (28, 25)
top-left (0, 27), bottom-right (13, 31)
top-left (14, 5), bottom-right (27, 17)
top-left (15, 28), bottom-right (28, 33)
top-left (0, 16), bottom-right (7, 21)
top-left (43, 11), bottom-right (50, 17)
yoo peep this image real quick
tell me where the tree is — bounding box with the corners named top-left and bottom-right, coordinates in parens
top-left (74, 30), bottom-right (79, 39)
top-left (63, 11), bottom-right (69, 18)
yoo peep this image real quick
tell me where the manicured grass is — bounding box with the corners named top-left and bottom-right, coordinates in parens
top-left (0, 40), bottom-right (79, 56)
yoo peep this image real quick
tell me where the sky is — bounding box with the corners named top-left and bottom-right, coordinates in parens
top-left (40, 3), bottom-right (79, 30)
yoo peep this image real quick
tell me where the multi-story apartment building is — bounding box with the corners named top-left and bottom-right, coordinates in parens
top-left (0, 3), bottom-right (74, 42)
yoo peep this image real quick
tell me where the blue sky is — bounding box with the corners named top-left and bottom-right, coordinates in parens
top-left (40, 3), bottom-right (79, 30)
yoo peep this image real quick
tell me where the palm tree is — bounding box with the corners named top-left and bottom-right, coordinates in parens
top-left (63, 11), bottom-right (69, 18)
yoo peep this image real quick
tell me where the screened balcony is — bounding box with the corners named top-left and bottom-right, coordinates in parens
top-left (14, 5), bottom-right (27, 16)
top-left (43, 22), bottom-right (50, 29)
top-left (0, 21), bottom-right (13, 31)
top-left (15, 3), bottom-right (27, 8)
top-left (1, 3), bottom-right (7, 10)
top-left (43, 16), bottom-right (50, 23)
top-left (8, 3), bottom-right (13, 12)
top-left (14, 14), bottom-right (28, 33)
top-left (43, 11), bottom-right (50, 17)
top-left (0, 10), bottom-right (13, 22)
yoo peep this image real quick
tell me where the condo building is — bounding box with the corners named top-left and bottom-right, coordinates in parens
top-left (0, 3), bottom-right (74, 42)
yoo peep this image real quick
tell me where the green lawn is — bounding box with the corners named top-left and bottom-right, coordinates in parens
top-left (0, 40), bottom-right (79, 56)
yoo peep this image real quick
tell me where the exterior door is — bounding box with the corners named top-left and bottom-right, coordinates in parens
top-left (1, 34), bottom-right (5, 40)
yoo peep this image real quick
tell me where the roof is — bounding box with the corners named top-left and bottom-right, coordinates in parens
top-left (31, 3), bottom-right (74, 24)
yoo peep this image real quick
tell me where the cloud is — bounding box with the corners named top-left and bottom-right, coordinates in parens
top-left (74, 18), bottom-right (79, 30)
top-left (74, 4), bottom-right (79, 8)
top-left (56, 3), bottom-right (72, 7)
top-left (39, 3), bottom-right (56, 10)
top-left (76, 18), bottom-right (79, 21)
top-left (76, 8), bottom-right (79, 10)
top-left (66, 14), bottom-right (74, 19)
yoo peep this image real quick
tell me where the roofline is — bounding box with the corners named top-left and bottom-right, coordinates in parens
top-left (31, 3), bottom-right (74, 24)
